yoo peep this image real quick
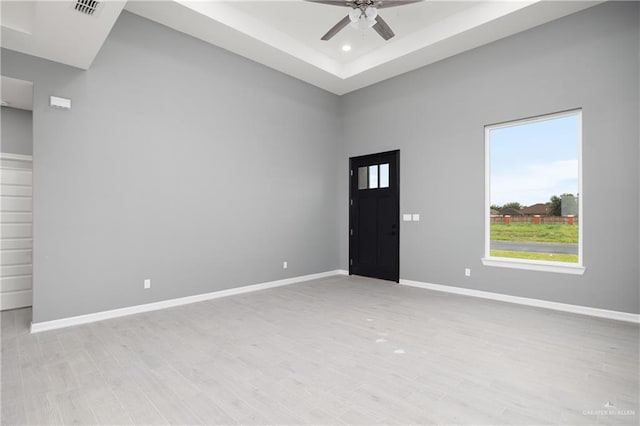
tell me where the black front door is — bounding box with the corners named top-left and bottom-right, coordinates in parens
top-left (349, 150), bottom-right (399, 282)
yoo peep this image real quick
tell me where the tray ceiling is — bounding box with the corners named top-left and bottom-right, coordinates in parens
top-left (1, 1), bottom-right (601, 95)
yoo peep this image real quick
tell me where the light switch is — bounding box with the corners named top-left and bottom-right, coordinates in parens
top-left (412, 214), bottom-right (420, 221)
top-left (402, 214), bottom-right (412, 222)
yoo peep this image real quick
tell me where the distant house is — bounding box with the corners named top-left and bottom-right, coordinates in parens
top-left (490, 209), bottom-right (500, 216)
top-left (520, 203), bottom-right (549, 216)
top-left (499, 208), bottom-right (523, 216)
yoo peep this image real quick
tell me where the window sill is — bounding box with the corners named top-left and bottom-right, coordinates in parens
top-left (481, 257), bottom-right (585, 275)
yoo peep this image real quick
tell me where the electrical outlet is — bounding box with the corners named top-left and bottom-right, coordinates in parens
top-left (283, 261), bottom-right (288, 269)
top-left (412, 214), bottom-right (420, 221)
top-left (144, 279), bottom-right (151, 289)
top-left (465, 268), bottom-right (471, 277)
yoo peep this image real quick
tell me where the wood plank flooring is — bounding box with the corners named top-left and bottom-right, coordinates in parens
top-left (2, 275), bottom-right (638, 425)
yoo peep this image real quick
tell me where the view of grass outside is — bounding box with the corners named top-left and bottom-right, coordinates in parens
top-left (490, 250), bottom-right (578, 263)
top-left (491, 224), bottom-right (578, 244)
top-left (490, 224), bottom-right (579, 263)
top-left (487, 111), bottom-right (581, 265)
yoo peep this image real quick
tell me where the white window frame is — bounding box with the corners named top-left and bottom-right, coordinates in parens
top-left (482, 109), bottom-right (585, 275)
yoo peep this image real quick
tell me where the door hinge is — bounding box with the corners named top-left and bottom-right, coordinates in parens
top-left (350, 259), bottom-right (353, 266)
top-left (350, 169), bottom-right (353, 176)
top-left (350, 229), bottom-right (353, 236)
top-left (350, 199), bottom-right (353, 206)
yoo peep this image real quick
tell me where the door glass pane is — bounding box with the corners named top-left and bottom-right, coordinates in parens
top-left (369, 165), bottom-right (378, 189)
top-left (358, 167), bottom-right (368, 190)
top-left (379, 163), bottom-right (389, 188)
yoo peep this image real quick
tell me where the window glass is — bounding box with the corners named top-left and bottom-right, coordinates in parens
top-left (380, 164), bottom-right (389, 188)
top-left (487, 110), bottom-right (581, 265)
top-left (358, 167), bottom-right (368, 190)
top-left (369, 165), bottom-right (378, 189)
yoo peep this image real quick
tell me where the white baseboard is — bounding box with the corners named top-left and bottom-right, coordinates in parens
top-left (33, 270), bottom-right (634, 332)
top-left (399, 279), bottom-right (640, 324)
top-left (31, 270), bottom-right (346, 333)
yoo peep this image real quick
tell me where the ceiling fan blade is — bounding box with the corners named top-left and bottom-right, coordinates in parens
top-left (372, 15), bottom-right (395, 40)
top-left (377, 0), bottom-right (423, 9)
top-left (305, 0), bottom-right (355, 7)
top-left (321, 15), bottom-right (351, 40)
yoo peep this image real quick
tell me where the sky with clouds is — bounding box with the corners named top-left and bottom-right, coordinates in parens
top-left (490, 113), bottom-right (579, 207)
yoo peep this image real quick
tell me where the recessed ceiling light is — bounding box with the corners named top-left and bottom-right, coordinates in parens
top-left (341, 44), bottom-right (351, 52)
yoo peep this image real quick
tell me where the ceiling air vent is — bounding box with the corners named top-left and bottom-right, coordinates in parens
top-left (74, 0), bottom-right (99, 16)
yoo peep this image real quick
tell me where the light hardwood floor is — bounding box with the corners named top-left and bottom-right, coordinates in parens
top-left (1, 275), bottom-right (638, 425)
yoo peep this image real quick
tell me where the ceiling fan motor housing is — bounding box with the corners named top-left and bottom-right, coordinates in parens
top-left (312, 0), bottom-right (421, 41)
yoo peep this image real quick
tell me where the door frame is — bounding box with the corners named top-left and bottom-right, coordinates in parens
top-left (349, 149), bottom-right (400, 282)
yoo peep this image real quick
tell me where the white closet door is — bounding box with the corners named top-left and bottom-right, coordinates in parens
top-left (1, 153), bottom-right (32, 310)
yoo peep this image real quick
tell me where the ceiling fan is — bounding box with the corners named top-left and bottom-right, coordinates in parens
top-left (306, 0), bottom-right (423, 41)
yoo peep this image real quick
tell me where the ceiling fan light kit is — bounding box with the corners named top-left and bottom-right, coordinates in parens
top-left (348, 6), bottom-right (377, 29)
top-left (308, 0), bottom-right (423, 41)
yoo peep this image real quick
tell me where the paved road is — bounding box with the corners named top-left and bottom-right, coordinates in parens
top-left (491, 241), bottom-right (578, 255)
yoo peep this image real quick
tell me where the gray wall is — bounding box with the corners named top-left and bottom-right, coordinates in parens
top-left (1, 107), bottom-right (32, 155)
top-left (2, 2), bottom-right (638, 322)
top-left (340, 1), bottom-right (640, 314)
top-left (1, 11), bottom-right (342, 323)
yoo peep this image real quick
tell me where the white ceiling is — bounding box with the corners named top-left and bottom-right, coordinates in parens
top-left (1, 76), bottom-right (34, 111)
top-left (1, 1), bottom-right (601, 95)
top-left (1, 0), bottom-right (126, 69)
top-left (227, 1), bottom-right (479, 63)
